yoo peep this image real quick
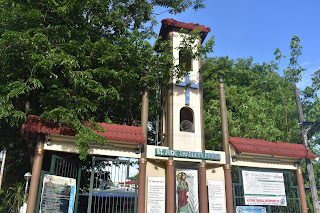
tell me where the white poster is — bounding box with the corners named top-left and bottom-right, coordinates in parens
top-left (40, 174), bottom-right (76, 213)
top-left (208, 180), bottom-right (226, 213)
top-left (242, 170), bottom-right (287, 206)
top-left (147, 177), bottom-right (165, 213)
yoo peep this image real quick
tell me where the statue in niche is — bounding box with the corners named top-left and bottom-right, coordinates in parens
top-left (177, 172), bottom-right (189, 213)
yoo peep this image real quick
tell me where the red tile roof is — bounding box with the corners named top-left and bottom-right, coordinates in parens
top-left (159, 18), bottom-right (210, 42)
top-left (229, 137), bottom-right (316, 159)
top-left (162, 18), bottom-right (211, 33)
top-left (22, 115), bottom-right (145, 144)
top-left (119, 180), bottom-right (136, 185)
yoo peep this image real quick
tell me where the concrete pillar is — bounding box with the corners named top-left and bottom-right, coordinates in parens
top-left (141, 75), bottom-right (149, 142)
top-left (26, 135), bottom-right (45, 213)
top-left (219, 81), bottom-right (234, 213)
top-left (199, 162), bottom-right (208, 213)
top-left (199, 69), bottom-right (208, 213)
top-left (223, 165), bottom-right (234, 213)
top-left (166, 72), bottom-right (175, 213)
top-left (137, 67), bottom-right (149, 213)
top-left (296, 165), bottom-right (308, 213)
top-left (166, 160), bottom-right (175, 213)
top-left (137, 158), bottom-right (147, 213)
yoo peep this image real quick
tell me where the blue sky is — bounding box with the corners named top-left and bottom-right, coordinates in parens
top-left (152, 0), bottom-right (320, 90)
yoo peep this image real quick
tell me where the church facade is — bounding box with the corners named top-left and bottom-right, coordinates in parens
top-left (22, 19), bottom-right (316, 213)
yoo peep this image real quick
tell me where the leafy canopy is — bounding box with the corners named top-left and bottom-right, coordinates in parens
top-left (0, 0), bottom-right (206, 160)
top-left (202, 56), bottom-right (300, 150)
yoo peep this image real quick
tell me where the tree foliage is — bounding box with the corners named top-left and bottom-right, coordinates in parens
top-left (0, 1), bottom-right (215, 202)
top-left (202, 56), bottom-right (301, 150)
top-left (283, 35), bottom-right (305, 84)
top-left (0, 0), bottom-right (207, 161)
top-left (303, 69), bottom-right (320, 146)
top-left (201, 35), bottom-right (320, 211)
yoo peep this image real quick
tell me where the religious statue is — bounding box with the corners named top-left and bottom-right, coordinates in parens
top-left (177, 172), bottom-right (189, 213)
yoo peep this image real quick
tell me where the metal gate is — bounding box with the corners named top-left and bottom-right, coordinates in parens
top-left (87, 157), bottom-right (138, 213)
top-left (232, 167), bottom-right (301, 213)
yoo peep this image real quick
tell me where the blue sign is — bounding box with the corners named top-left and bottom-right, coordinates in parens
top-left (68, 185), bottom-right (76, 213)
top-left (236, 206), bottom-right (266, 213)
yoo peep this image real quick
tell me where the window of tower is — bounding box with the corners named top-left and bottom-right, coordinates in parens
top-left (180, 107), bottom-right (194, 133)
top-left (179, 49), bottom-right (192, 71)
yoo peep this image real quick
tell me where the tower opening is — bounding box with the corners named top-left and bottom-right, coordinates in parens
top-left (179, 49), bottom-right (192, 71)
top-left (180, 107), bottom-right (194, 132)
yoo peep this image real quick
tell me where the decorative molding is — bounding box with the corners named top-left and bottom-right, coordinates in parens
top-left (139, 158), bottom-right (147, 164)
top-left (166, 160), bottom-right (175, 166)
top-left (218, 83), bottom-right (225, 88)
top-left (199, 162), bottom-right (206, 168)
top-left (223, 165), bottom-right (231, 170)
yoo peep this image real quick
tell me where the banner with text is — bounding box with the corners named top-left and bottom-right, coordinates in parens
top-left (242, 170), bottom-right (287, 206)
top-left (40, 174), bottom-right (76, 213)
top-left (155, 148), bottom-right (220, 161)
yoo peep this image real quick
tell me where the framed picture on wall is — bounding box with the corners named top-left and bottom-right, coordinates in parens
top-left (175, 169), bottom-right (199, 213)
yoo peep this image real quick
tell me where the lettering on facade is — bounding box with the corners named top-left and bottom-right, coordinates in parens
top-left (155, 148), bottom-right (221, 161)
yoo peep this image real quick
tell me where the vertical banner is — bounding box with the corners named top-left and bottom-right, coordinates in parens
top-left (242, 170), bottom-right (287, 206)
top-left (176, 169), bottom-right (199, 213)
top-left (208, 180), bottom-right (226, 213)
top-left (147, 177), bottom-right (165, 213)
top-left (40, 174), bottom-right (76, 213)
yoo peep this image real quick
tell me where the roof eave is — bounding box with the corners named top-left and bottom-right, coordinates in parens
top-left (232, 151), bottom-right (301, 164)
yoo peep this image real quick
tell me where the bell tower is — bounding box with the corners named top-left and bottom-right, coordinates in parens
top-left (159, 19), bottom-right (211, 153)
top-left (140, 19), bottom-right (224, 213)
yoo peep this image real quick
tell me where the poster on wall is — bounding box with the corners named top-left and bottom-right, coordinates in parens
top-left (242, 170), bottom-right (287, 206)
top-left (40, 174), bottom-right (76, 213)
top-left (176, 169), bottom-right (199, 213)
top-left (208, 180), bottom-right (226, 213)
top-left (147, 177), bottom-right (165, 213)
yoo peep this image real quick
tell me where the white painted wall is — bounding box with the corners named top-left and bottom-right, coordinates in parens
top-left (44, 140), bottom-right (141, 158)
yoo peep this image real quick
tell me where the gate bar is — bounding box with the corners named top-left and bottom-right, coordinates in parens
top-left (87, 156), bottom-right (96, 213)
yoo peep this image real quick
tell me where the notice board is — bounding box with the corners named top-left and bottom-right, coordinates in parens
top-left (40, 174), bottom-right (76, 213)
top-left (242, 170), bottom-right (287, 206)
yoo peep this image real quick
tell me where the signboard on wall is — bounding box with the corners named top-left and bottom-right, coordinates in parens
top-left (155, 148), bottom-right (221, 161)
top-left (236, 206), bottom-right (267, 213)
top-left (40, 174), bottom-right (76, 213)
top-left (147, 177), bottom-right (165, 213)
top-left (208, 180), bottom-right (226, 213)
top-left (242, 170), bottom-right (287, 206)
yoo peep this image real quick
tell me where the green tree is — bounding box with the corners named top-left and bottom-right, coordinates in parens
top-left (301, 57), bottom-right (320, 213)
top-left (0, 0), bottom-right (206, 160)
top-left (284, 35), bottom-right (320, 212)
top-left (202, 56), bottom-right (300, 150)
top-left (283, 35), bottom-right (305, 84)
top-left (0, 1), bottom-right (214, 206)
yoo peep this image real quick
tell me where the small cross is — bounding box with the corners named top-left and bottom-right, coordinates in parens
top-left (176, 75), bottom-right (199, 105)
